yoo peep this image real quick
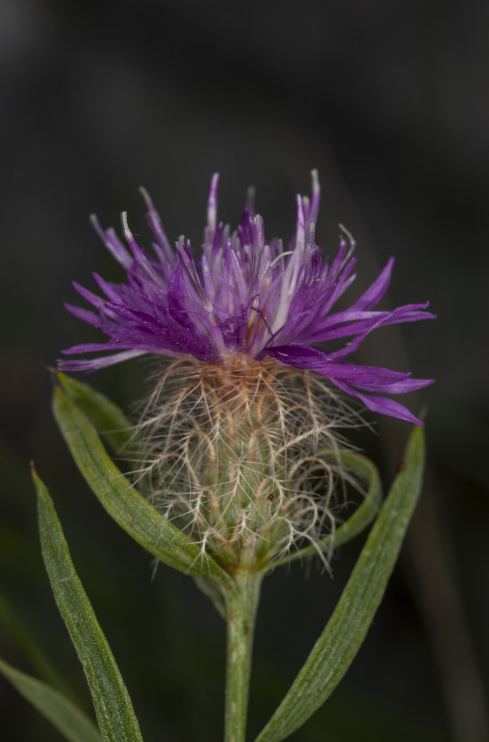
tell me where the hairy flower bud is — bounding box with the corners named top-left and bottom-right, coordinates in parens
top-left (135, 356), bottom-right (356, 569)
top-left (59, 171), bottom-right (435, 566)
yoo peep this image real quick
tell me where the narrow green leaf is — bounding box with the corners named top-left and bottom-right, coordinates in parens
top-left (0, 656), bottom-right (101, 742)
top-left (272, 450), bottom-right (382, 568)
top-left (57, 373), bottom-right (137, 458)
top-left (34, 472), bottom-right (144, 742)
top-left (255, 425), bottom-right (426, 742)
top-left (0, 589), bottom-right (77, 702)
top-left (53, 385), bottom-right (234, 590)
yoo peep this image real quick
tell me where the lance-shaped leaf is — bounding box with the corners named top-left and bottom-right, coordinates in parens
top-left (55, 377), bottom-right (234, 614)
top-left (57, 373), bottom-right (137, 459)
top-left (0, 656), bottom-right (101, 742)
top-left (271, 450), bottom-right (382, 568)
top-left (34, 471), bottom-right (143, 742)
top-left (255, 424), bottom-right (426, 742)
top-left (53, 385), bottom-right (233, 589)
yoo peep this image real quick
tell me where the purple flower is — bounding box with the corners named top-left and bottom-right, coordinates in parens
top-left (60, 171), bottom-right (435, 425)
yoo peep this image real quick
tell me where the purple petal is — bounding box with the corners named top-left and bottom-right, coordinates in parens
top-left (92, 274), bottom-right (125, 304)
top-left (305, 304), bottom-right (434, 345)
top-left (327, 304), bottom-right (433, 362)
top-left (264, 345), bottom-right (412, 385)
top-left (122, 213), bottom-right (166, 289)
top-left (58, 349), bottom-right (146, 373)
top-left (64, 303), bottom-right (103, 328)
top-left (309, 169), bottom-right (320, 226)
top-left (348, 258), bottom-right (395, 312)
top-left (325, 364), bottom-right (411, 385)
top-left (61, 171), bottom-right (435, 425)
top-left (90, 215), bottom-right (133, 269)
top-left (61, 342), bottom-right (127, 354)
top-left (332, 379), bottom-right (424, 425)
top-left (352, 377), bottom-right (435, 394)
top-left (139, 187), bottom-right (175, 267)
top-left (72, 282), bottom-right (106, 310)
top-left (103, 302), bottom-right (162, 329)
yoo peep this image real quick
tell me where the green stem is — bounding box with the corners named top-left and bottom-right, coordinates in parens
top-left (224, 572), bottom-right (262, 742)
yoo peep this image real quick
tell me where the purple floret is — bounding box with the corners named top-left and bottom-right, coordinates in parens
top-left (60, 171), bottom-right (435, 425)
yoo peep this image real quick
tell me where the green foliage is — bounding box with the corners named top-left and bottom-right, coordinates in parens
top-left (224, 574), bottom-right (263, 742)
top-left (52, 384), bottom-right (234, 590)
top-left (57, 374), bottom-right (236, 614)
top-left (0, 656), bottom-right (101, 742)
top-left (34, 472), bottom-right (144, 742)
top-left (255, 425), bottom-right (426, 742)
top-left (57, 372), bottom-right (138, 459)
top-left (17, 375), bottom-right (426, 742)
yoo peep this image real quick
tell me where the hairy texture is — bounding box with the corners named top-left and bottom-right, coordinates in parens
top-left (130, 358), bottom-right (363, 570)
top-left (59, 171), bottom-right (435, 425)
top-left (57, 170), bottom-right (435, 564)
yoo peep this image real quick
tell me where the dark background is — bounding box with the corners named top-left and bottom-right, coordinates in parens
top-left (1, 1), bottom-right (488, 740)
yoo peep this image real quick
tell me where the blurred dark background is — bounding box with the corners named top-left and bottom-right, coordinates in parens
top-left (1, 1), bottom-right (488, 740)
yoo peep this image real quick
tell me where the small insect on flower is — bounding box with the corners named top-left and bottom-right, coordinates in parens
top-left (59, 172), bottom-right (435, 569)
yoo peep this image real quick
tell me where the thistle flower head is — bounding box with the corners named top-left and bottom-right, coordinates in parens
top-left (61, 170), bottom-right (434, 426)
top-left (59, 172), bottom-right (435, 569)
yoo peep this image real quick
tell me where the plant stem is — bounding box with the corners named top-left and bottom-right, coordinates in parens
top-left (224, 571), bottom-right (262, 742)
